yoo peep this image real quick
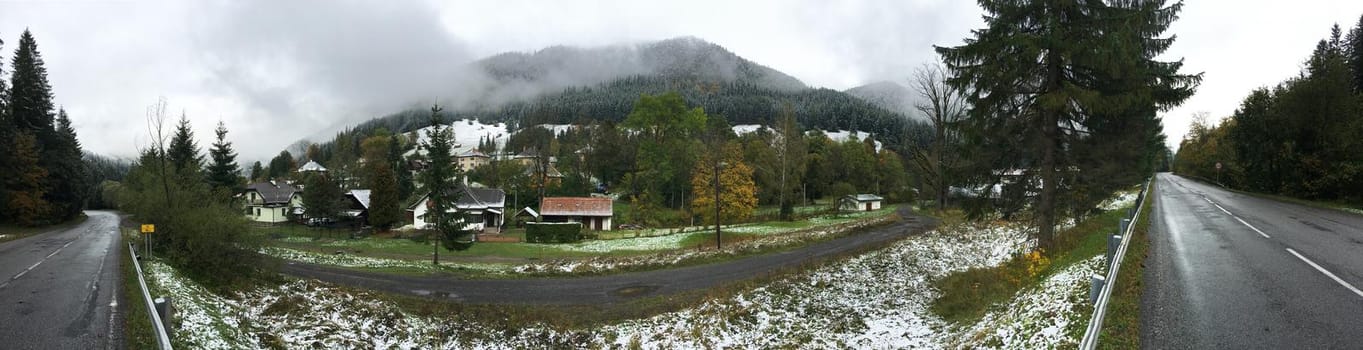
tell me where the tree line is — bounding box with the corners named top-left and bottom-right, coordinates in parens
top-left (0, 30), bottom-right (91, 227)
top-left (1176, 16), bottom-right (1363, 204)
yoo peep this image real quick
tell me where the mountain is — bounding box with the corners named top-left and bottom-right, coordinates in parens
top-left (478, 37), bottom-right (807, 94)
top-left (318, 37), bottom-right (932, 158)
top-left (844, 81), bottom-right (921, 121)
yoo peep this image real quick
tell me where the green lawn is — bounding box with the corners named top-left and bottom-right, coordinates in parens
top-left (254, 206), bottom-right (900, 265)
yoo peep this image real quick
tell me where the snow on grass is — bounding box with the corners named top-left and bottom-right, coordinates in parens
top-left (406, 119), bottom-right (510, 156)
top-left (150, 215), bottom-right (1103, 349)
top-left (1100, 191), bottom-right (1139, 211)
top-left (944, 255), bottom-right (1103, 348)
top-left (260, 247), bottom-right (512, 273)
top-left (144, 261), bottom-right (253, 349)
top-left (554, 233), bottom-right (692, 253)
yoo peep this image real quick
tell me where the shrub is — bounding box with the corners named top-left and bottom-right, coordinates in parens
top-left (525, 222), bottom-right (583, 243)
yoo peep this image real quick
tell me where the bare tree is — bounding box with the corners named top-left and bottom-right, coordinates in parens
top-left (144, 97), bottom-right (173, 207)
top-left (911, 63), bottom-right (967, 210)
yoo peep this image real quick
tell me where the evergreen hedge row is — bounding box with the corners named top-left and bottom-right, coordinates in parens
top-left (525, 222), bottom-right (583, 243)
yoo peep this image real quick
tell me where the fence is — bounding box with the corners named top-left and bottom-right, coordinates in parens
top-left (1078, 177), bottom-right (1152, 349)
top-left (128, 243), bottom-right (174, 350)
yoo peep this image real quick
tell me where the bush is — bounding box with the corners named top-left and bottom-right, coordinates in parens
top-left (525, 222), bottom-right (583, 243)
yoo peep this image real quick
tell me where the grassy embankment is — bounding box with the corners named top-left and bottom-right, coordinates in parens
top-left (119, 228), bottom-right (156, 349)
top-left (1098, 181), bottom-right (1156, 349)
top-left (0, 214), bottom-right (87, 243)
top-left (930, 193), bottom-right (1137, 326)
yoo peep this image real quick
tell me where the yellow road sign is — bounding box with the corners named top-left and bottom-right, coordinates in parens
top-left (140, 224), bottom-right (155, 234)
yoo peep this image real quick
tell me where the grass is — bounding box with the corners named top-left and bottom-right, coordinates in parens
top-left (930, 204), bottom-right (1131, 326)
top-left (254, 206), bottom-right (900, 266)
top-left (1098, 181), bottom-right (1156, 349)
top-left (120, 229), bottom-right (157, 350)
top-left (0, 214), bottom-right (88, 243)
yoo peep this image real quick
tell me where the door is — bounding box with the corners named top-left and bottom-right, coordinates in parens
top-left (866, 203), bottom-right (872, 211)
top-left (593, 218), bottom-right (602, 231)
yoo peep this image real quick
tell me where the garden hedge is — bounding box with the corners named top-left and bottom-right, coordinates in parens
top-left (525, 222), bottom-right (583, 243)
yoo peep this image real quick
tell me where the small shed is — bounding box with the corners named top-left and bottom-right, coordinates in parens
top-left (513, 207), bottom-right (540, 228)
top-left (842, 194), bottom-right (884, 212)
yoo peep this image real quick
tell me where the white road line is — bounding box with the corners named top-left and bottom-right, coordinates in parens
top-left (1202, 197), bottom-right (1271, 239)
top-left (1233, 217), bottom-right (1271, 239)
top-left (2, 239), bottom-right (75, 288)
top-left (1286, 248), bottom-right (1363, 298)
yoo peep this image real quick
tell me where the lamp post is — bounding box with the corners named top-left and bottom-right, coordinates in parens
top-left (715, 161), bottom-right (727, 250)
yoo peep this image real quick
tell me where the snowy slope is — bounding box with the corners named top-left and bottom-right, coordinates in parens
top-left (732, 124), bottom-right (883, 151)
top-left (405, 119), bottom-right (509, 156)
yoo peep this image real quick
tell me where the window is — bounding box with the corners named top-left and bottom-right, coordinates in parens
top-left (255, 208), bottom-right (260, 216)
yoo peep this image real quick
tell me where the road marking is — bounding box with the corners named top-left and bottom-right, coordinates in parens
top-left (1, 238), bottom-right (77, 289)
top-left (1202, 196), bottom-right (1271, 239)
top-left (1286, 248), bottom-right (1363, 298)
top-left (1233, 217), bottom-right (1271, 239)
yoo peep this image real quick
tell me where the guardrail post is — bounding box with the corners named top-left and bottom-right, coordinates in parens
top-left (1119, 218), bottom-right (1130, 235)
top-left (1090, 274), bottom-right (1106, 303)
top-left (1107, 234), bottom-right (1121, 268)
top-left (155, 297), bottom-right (175, 336)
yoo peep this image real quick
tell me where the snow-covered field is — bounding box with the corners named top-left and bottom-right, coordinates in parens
top-left (405, 119), bottom-right (509, 156)
top-left (152, 213), bottom-right (1106, 349)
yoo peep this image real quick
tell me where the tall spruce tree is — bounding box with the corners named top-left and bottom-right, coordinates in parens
top-left (0, 35), bottom-right (10, 221)
top-left (390, 134), bottom-right (414, 199)
top-left (8, 30), bottom-right (55, 145)
top-left (249, 161), bottom-right (264, 182)
top-left (5, 133), bottom-right (50, 226)
top-left (44, 109), bottom-right (90, 220)
top-left (937, 0), bottom-right (1200, 251)
top-left (206, 121), bottom-right (242, 197)
top-left (167, 113), bottom-right (203, 174)
top-left (419, 104), bottom-right (468, 264)
top-left (1347, 15), bottom-right (1363, 93)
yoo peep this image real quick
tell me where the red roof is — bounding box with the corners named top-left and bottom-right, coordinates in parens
top-left (539, 197), bottom-right (613, 217)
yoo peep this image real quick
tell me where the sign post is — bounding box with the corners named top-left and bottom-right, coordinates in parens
top-left (140, 224), bottom-right (155, 258)
top-left (1215, 162), bottom-right (1223, 186)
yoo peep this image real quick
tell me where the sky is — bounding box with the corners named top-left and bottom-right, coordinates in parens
top-left (1, 0), bottom-right (1361, 163)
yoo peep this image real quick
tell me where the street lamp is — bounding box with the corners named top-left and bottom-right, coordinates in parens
top-left (715, 161), bottom-right (727, 250)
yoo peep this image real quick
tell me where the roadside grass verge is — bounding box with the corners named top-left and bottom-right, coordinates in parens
top-left (1098, 181), bottom-right (1156, 349)
top-left (930, 205), bottom-right (1130, 326)
top-left (0, 214), bottom-right (87, 243)
top-left (120, 229), bottom-right (156, 350)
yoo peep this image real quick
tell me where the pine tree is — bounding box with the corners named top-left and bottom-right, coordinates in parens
top-left (7, 30), bottom-right (55, 145)
top-left (936, 0), bottom-right (1200, 251)
top-left (43, 109), bottom-right (90, 220)
top-left (5, 133), bottom-right (50, 226)
top-left (167, 113), bottom-right (203, 174)
top-left (302, 173), bottom-right (345, 223)
top-left (1347, 15), bottom-right (1363, 93)
top-left (368, 161), bottom-right (401, 230)
top-left (390, 134), bottom-right (414, 200)
top-left (206, 121), bottom-right (242, 197)
top-left (267, 150), bottom-right (295, 179)
top-left (420, 104), bottom-right (468, 263)
top-left (0, 35), bottom-right (11, 221)
top-left (249, 161), bottom-right (264, 182)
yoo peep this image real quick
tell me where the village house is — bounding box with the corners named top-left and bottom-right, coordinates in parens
top-left (344, 189), bottom-right (370, 225)
top-left (407, 184), bottom-right (507, 233)
top-left (841, 194), bottom-right (884, 212)
top-left (539, 197), bottom-right (613, 231)
top-left (298, 160), bottom-right (328, 173)
top-left (242, 181), bottom-right (304, 223)
top-left (455, 149), bottom-right (490, 172)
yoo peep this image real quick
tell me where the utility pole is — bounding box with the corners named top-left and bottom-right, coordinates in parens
top-left (715, 161), bottom-right (726, 250)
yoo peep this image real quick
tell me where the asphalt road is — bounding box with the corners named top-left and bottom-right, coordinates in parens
top-left (283, 207), bottom-right (935, 304)
top-left (0, 211), bottom-right (124, 349)
top-left (1142, 173), bottom-right (1363, 349)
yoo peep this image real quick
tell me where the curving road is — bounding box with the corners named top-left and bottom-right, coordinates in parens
top-left (282, 208), bottom-right (935, 304)
top-left (1142, 173), bottom-right (1363, 349)
top-left (0, 211), bottom-right (123, 350)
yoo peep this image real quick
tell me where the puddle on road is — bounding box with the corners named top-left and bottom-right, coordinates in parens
top-left (611, 285), bottom-right (660, 298)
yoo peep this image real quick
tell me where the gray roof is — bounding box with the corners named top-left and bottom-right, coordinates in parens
top-left (408, 184), bottom-right (506, 210)
top-left (245, 181), bottom-right (301, 204)
top-left (847, 194), bottom-right (884, 202)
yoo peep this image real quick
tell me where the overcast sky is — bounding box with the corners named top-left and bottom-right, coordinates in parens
top-left (2, 0), bottom-right (1361, 163)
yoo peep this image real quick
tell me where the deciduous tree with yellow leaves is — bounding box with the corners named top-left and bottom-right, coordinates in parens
top-left (690, 142), bottom-right (757, 225)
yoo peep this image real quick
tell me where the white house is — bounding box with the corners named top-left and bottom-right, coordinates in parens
top-left (407, 184), bottom-right (506, 232)
top-left (243, 181), bottom-right (304, 223)
top-left (841, 194), bottom-right (884, 212)
top-left (539, 197), bottom-right (613, 231)
top-left (298, 160), bottom-right (328, 173)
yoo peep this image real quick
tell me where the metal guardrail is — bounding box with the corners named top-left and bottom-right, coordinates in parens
top-left (1079, 177), bottom-right (1152, 349)
top-left (128, 243), bottom-right (174, 350)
